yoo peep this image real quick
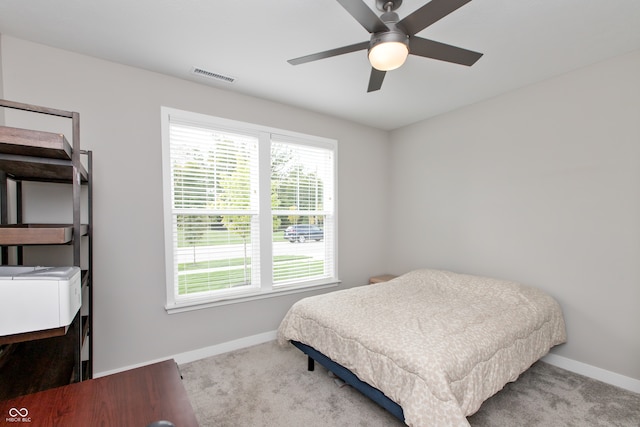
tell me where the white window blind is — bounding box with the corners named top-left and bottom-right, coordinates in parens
top-left (168, 119), bottom-right (260, 300)
top-left (162, 107), bottom-right (338, 311)
top-left (271, 139), bottom-right (335, 287)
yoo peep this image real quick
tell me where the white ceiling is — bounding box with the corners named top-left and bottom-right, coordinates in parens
top-left (1, 0), bottom-right (639, 130)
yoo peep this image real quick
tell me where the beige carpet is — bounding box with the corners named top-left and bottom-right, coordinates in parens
top-left (179, 340), bottom-right (640, 427)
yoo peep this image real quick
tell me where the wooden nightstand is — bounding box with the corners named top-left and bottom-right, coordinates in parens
top-left (369, 274), bottom-right (397, 284)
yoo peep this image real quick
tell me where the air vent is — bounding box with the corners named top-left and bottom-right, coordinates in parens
top-left (191, 67), bottom-right (236, 83)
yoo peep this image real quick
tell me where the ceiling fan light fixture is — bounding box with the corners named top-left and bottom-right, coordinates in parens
top-left (287, 0), bottom-right (482, 92)
top-left (368, 32), bottom-right (409, 71)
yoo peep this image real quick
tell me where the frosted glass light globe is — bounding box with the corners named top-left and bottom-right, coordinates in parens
top-left (368, 41), bottom-right (409, 71)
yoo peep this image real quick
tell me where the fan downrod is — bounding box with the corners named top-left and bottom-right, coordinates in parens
top-left (375, 0), bottom-right (402, 12)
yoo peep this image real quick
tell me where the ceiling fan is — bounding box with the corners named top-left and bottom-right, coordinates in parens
top-left (288, 0), bottom-right (483, 92)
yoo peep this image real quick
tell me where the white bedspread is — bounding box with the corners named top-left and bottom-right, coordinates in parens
top-left (277, 269), bottom-right (566, 427)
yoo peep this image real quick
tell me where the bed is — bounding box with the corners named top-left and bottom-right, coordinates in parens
top-left (277, 269), bottom-right (567, 427)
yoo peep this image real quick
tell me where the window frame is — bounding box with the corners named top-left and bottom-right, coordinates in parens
top-left (161, 107), bottom-right (339, 313)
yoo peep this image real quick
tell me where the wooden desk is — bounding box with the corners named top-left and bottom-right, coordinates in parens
top-left (0, 359), bottom-right (198, 427)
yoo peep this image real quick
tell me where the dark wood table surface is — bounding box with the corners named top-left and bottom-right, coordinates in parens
top-left (0, 359), bottom-right (199, 426)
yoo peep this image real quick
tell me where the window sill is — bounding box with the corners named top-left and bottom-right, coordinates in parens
top-left (165, 280), bottom-right (340, 314)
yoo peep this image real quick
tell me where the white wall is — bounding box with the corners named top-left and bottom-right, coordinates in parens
top-left (388, 49), bottom-right (640, 380)
top-left (0, 35), bottom-right (391, 373)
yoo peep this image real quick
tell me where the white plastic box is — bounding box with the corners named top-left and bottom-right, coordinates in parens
top-left (0, 266), bottom-right (81, 336)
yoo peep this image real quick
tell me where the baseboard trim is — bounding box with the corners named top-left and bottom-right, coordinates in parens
top-left (94, 330), bottom-right (278, 378)
top-left (542, 353), bottom-right (640, 394)
top-left (172, 330), bottom-right (278, 365)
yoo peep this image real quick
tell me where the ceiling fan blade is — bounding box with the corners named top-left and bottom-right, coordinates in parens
top-left (288, 41), bottom-right (369, 65)
top-left (398, 0), bottom-right (472, 36)
top-left (337, 0), bottom-right (389, 34)
top-left (367, 68), bottom-right (386, 92)
top-left (409, 37), bottom-right (482, 66)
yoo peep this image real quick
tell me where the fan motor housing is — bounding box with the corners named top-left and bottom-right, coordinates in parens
top-left (369, 29), bottom-right (409, 51)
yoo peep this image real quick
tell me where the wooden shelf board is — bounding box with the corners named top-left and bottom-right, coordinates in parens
top-left (0, 155), bottom-right (88, 183)
top-left (0, 224), bottom-right (88, 245)
top-left (0, 326), bottom-right (68, 346)
top-left (0, 125), bottom-right (88, 182)
top-left (0, 126), bottom-right (72, 160)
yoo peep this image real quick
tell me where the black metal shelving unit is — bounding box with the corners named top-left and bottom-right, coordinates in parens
top-left (0, 99), bottom-right (93, 400)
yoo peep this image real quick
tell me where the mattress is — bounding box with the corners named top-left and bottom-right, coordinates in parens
top-left (277, 269), bottom-right (567, 427)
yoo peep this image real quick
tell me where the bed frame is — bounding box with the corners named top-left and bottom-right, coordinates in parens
top-left (291, 340), bottom-right (405, 422)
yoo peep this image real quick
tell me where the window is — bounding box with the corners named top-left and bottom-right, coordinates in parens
top-left (161, 107), bottom-right (337, 312)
